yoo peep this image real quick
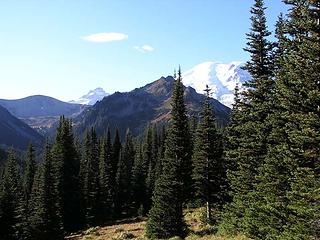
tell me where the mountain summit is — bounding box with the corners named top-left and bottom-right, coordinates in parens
top-left (70, 87), bottom-right (109, 105)
top-left (183, 61), bottom-right (250, 107)
top-left (75, 76), bottom-right (230, 138)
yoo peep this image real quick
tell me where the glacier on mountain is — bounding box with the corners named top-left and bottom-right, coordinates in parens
top-left (70, 87), bottom-right (109, 105)
top-left (182, 61), bottom-right (250, 107)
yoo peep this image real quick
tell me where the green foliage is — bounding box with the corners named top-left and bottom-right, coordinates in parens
top-left (97, 128), bottom-right (114, 223)
top-left (146, 68), bottom-right (191, 238)
top-left (192, 86), bottom-right (225, 223)
top-left (30, 142), bottom-right (63, 239)
top-left (52, 116), bottom-right (83, 232)
top-left (81, 127), bottom-right (100, 226)
top-left (0, 150), bottom-right (24, 240)
top-left (116, 129), bottom-right (135, 216)
top-left (222, 0), bottom-right (275, 235)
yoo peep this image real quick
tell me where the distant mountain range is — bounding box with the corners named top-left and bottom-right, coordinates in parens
top-left (69, 88), bottom-right (109, 105)
top-left (183, 61), bottom-right (250, 107)
top-left (0, 95), bottom-right (87, 135)
top-left (0, 60), bottom-right (249, 147)
top-left (75, 76), bottom-right (231, 138)
top-left (0, 105), bottom-right (44, 150)
top-left (0, 95), bottom-right (84, 118)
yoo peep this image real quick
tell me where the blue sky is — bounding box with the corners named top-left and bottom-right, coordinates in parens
top-left (0, 0), bottom-right (286, 101)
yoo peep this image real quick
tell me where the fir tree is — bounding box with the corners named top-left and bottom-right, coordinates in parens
top-left (146, 67), bottom-right (191, 238)
top-left (115, 129), bottom-right (135, 216)
top-left (112, 129), bottom-right (121, 182)
top-left (29, 142), bottom-right (63, 240)
top-left (131, 144), bottom-right (147, 216)
top-left (222, 0), bottom-right (275, 234)
top-left (248, 1), bottom-right (320, 238)
top-left (97, 128), bottom-right (114, 223)
top-left (22, 143), bottom-right (37, 238)
top-left (192, 85), bottom-right (224, 223)
top-left (24, 143), bottom-right (36, 203)
top-left (52, 116), bottom-right (82, 233)
top-left (0, 150), bottom-right (24, 240)
top-left (81, 127), bottom-right (100, 225)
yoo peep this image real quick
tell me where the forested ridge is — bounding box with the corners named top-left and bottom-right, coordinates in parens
top-left (0, 0), bottom-right (319, 239)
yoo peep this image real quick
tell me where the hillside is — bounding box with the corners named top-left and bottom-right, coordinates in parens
top-left (0, 95), bottom-right (87, 135)
top-left (75, 76), bottom-right (230, 138)
top-left (66, 208), bottom-right (250, 240)
top-left (0, 95), bottom-right (85, 118)
top-left (0, 105), bottom-right (44, 150)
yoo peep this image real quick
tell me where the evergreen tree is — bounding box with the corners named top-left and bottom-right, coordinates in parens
top-left (112, 129), bottom-right (121, 182)
top-left (97, 128), bottom-right (114, 223)
top-left (222, 0), bottom-right (275, 234)
top-left (0, 150), bottom-right (24, 240)
top-left (247, 1), bottom-right (320, 238)
top-left (29, 142), bottom-right (63, 240)
top-left (115, 129), bottom-right (135, 216)
top-left (22, 143), bottom-right (37, 238)
top-left (81, 127), bottom-right (100, 225)
top-left (131, 144), bottom-right (147, 216)
top-left (52, 116), bottom-right (82, 233)
top-left (24, 143), bottom-right (36, 203)
top-left (192, 85), bottom-right (224, 223)
top-left (146, 67), bottom-right (191, 238)
top-left (144, 126), bottom-right (156, 213)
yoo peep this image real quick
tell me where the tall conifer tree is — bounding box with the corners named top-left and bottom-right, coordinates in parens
top-left (146, 67), bottom-right (191, 239)
top-left (115, 129), bottom-right (135, 216)
top-left (0, 150), bottom-right (24, 240)
top-left (52, 116), bottom-right (82, 233)
top-left (192, 85), bottom-right (224, 223)
top-left (81, 127), bottom-right (100, 225)
top-left (250, 1), bottom-right (320, 238)
top-left (222, 0), bottom-right (274, 234)
top-left (29, 142), bottom-right (63, 240)
top-left (98, 128), bottom-right (114, 223)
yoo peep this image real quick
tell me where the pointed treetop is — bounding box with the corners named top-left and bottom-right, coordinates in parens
top-left (204, 85), bottom-right (212, 98)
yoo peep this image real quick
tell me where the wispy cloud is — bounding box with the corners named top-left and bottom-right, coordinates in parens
top-left (81, 32), bottom-right (128, 43)
top-left (134, 44), bottom-right (154, 53)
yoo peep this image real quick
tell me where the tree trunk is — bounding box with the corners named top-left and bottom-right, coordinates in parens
top-left (206, 200), bottom-right (211, 222)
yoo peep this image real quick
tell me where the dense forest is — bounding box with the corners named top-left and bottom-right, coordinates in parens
top-left (0, 0), bottom-right (319, 239)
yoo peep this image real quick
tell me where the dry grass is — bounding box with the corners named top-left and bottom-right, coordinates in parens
top-left (66, 218), bottom-right (146, 240)
top-left (66, 209), bottom-right (250, 240)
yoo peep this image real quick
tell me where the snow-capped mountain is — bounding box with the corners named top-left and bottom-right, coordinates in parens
top-left (183, 61), bottom-right (251, 107)
top-left (70, 88), bottom-right (109, 105)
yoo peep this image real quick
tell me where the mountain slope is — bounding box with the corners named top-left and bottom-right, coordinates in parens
top-left (70, 88), bottom-right (109, 105)
top-left (0, 105), bottom-right (44, 150)
top-left (75, 76), bottom-right (230, 138)
top-left (0, 95), bottom-right (85, 118)
top-left (183, 61), bottom-right (251, 107)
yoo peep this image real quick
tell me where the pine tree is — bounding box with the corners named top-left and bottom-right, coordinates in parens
top-left (112, 129), bottom-right (121, 182)
top-left (97, 128), bottom-right (114, 223)
top-left (146, 67), bottom-right (191, 238)
top-left (131, 144), bottom-right (146, 216)
top-left (248, 1), bottom-right (320, 238)
top-left (22, 143), bottom-right (37, 238)
top-left (52, 116), bottom-right (82, 233)
top-left (81, 127), bottom-right (100, 225)
top-left (29, 142), bottom-right (63, 240)
top-left (24, 143), bottom-right (36, 203)
top-left (192, 85), bottom-right (224, 223)
top-left (115, 129), bottom-right (135, 216)
top-left (0, 150), bottom-right (24, 240)
top-left (144, 125), bottom-right (156, 213)
top-left (222, 0), bottom-right (275, 234)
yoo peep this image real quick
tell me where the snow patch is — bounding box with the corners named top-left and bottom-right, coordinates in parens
top-left (70, 88), bottom-right (109, 105)
top-left (182, 61), bottom-right (250, 107)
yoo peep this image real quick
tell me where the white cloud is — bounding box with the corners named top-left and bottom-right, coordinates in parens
top-left (134, 44), bottom-right (154, 53)
top-left (81, 32), bottom-right (128, 43)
